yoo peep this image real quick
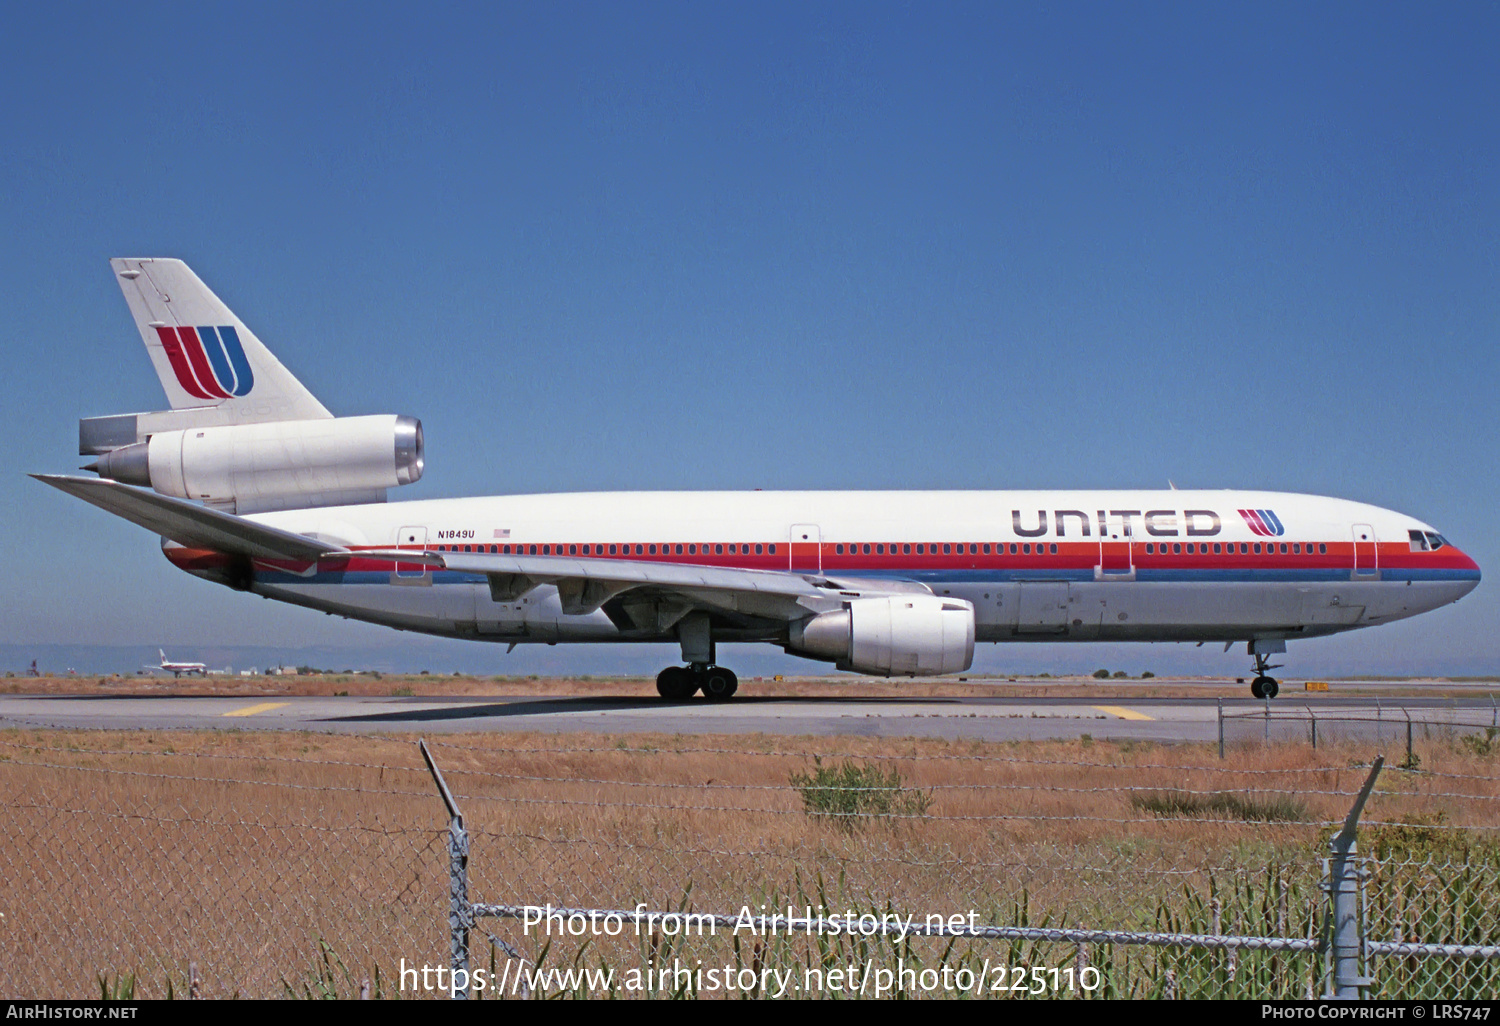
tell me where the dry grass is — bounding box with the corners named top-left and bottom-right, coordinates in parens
top-left (1, 727), bottom-right (1497, 998)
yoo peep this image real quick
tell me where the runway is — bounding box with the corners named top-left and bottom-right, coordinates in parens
top-left (3, 688), bottom-right (1495, 743)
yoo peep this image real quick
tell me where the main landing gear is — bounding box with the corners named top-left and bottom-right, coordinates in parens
top-left (655, 664), bottom-right (738, 701)
top-left (657, 613), bottom-right (738, 700)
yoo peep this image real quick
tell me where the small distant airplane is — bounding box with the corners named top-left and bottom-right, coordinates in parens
top-left (150, 649), bottom-right (208, 678)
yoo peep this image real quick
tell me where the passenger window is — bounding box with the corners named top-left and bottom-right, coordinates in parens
top-left (1240, 544), bottom-right (1248, 554)
top-left (943, 544), bottom-right (951, 554)
top-left (1173, 543), bottom-right (1181, 554)
top-left (1050, 543), bottom-right (1057, 554)
top-left (836, 544), bottom-right (844, 554)
top-left (1213, 543), bottom-right (1221, 554)
top-left (715, 544), bottom-right (723, 554)
top-left (1009, 544), bottom-right (1017, 554)
top-left (862, 544), bottom-right (870, 554)
top-left (1253, 543), bottom-right (1261, 554)
top-left (983, 544), bottom-right (990, 554)
top-left (755, 544), bottom-right (763, 554)
top-left (1023, 543), bottom-right (1031, 554)
top-left (903, 544), bottom-right (911, 554)
top-left (768, 544), bottom-right (776, 554)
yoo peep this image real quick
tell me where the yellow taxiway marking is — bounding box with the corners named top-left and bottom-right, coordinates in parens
top-left (222, 702), bottom-right (289, 718)
top-left (1092, 705), bottom-right (1155, 721)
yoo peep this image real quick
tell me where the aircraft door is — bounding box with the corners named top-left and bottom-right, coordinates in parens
top-left (1352, 524), bottom-right (1378, 579)
top-left (394, 525), bottom-right (430, 581)
top-left (1017, 582), bottom-right (1070, 632)
top-left (1096, 522), bottom-right (1135, 580)
top-left (790, 524), bottom-right (821, 572)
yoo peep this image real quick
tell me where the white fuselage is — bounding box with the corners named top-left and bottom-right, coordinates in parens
top-left (165, 488), bottom-right (1479, 658)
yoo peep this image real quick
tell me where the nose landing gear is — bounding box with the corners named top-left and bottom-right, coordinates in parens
top-left (1249, 650), bottom-right (1281, 700)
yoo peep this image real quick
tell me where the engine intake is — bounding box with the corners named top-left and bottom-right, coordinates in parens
top-left (788, 594), bottom-right (975, 676)
top-left (87, 414), bottom-right (423, 513)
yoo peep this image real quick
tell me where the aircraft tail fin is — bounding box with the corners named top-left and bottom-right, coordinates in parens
top-left (110, 258), bottom-right (331, 420)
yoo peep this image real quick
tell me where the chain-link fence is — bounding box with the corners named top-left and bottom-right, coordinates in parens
top-left (2, 730), bottom-right (1497, 998)
top-left (1219, 697), bottom-right (1500, 768)
top-left (0, 736), bottom-right (446, 998)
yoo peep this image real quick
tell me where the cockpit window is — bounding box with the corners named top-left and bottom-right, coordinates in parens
top-left (1409, 530), bottom-right (1430, 552)
top-left (1426, 532), bottom-right (1446, 551)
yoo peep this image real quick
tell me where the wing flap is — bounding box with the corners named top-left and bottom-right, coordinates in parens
top-left (33, 474), bottom-right (341, 562)
top-left (354, 548), bottom-right (930, 618)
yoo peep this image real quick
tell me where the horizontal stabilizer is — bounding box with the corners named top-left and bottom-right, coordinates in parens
top-left (32, 474), bottom-right (341, 562)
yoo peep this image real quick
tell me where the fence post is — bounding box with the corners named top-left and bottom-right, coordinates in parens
top-left (1404, 711), bottom-right (1413, 769)
top-left (1322, 755), bottom-right (1383, 1000)
top-left (420, 739), bottom-right (471, 999)
top-left (1217, 697), bottom-right (1224, 760)
top-left (1264, 697), bottom-right (1271, 742)
top-left (1310, 710), bottom-right (1317, 751)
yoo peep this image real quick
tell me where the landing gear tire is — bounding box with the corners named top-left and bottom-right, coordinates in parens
top-left (655, 666), bottom-right (698, 700)
top-left (699, 666), bottom-right (738, 701)
top-left (1248, 646), bottom-right (1284, 699)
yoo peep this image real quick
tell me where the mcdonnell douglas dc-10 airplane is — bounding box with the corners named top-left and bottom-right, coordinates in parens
top-left (35, 260), bottom-right (1480, 700)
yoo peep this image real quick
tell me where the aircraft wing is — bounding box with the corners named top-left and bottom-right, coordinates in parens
top-left (356, 548), bottom-right (933, 621)
top-left (32, 474), bottom-right (342, 562)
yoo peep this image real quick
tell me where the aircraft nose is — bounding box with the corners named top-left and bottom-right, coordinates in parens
top-left (1451, 547), bottom-right (1481, 596)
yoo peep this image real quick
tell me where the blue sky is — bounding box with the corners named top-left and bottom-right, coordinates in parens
top-left (2, 3), bottom-right (1496, 676)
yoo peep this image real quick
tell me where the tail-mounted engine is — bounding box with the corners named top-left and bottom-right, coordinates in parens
top-left (85, 414), bottom-right (423, 514)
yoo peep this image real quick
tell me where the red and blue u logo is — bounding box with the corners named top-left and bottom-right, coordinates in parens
top-left (154, 325), bottom-right (254, 399)
top-left (1238, 509), bottom-right (1285, 537)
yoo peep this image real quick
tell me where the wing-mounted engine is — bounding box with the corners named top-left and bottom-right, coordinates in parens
top-left (86, 414), bottom-right (423, 514)
top-left (787, 594), bottom-right (975, 676)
